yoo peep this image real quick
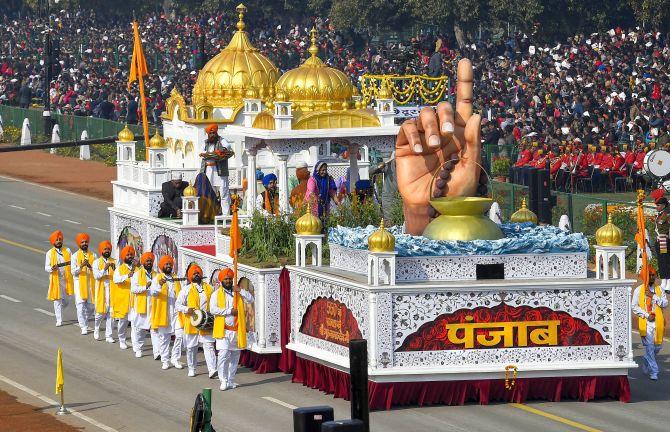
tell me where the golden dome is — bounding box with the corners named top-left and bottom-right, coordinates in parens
top-left (191, 4), bottom-right (279, 108)
top-left (595, 214), bottom-right (623, 246)
top-left (275, 28), bottom-right (355, 112)
top-left (510, 198), bottom-right (538, 224)
top-left (368, 219), bottom-right (395, 252)
top-left (295, 203), bottom-right (322, 235)
top-left (377, 82), bottom-right (393, 99)
top-left (244, 87), bottom-right (259, 99)
top-left (183, 185), bottom-right (198, 197)
top-left (118, 125), bottom-right (135, 142)
top-left (149, 131), bottom-right (166, 148)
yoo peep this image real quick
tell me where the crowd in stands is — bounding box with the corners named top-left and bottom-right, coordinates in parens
top-left (2, 10), bottom-right (670, 194)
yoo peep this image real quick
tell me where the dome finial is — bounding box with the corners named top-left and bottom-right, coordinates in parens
top-left (510, 197), bottom-right (538, 224)
top-left (308, 27), bottom-right (319, 58)
top-left (236, 3), bottom-right (247, 32)
top-left (596, 213), bottom-right (623, 246)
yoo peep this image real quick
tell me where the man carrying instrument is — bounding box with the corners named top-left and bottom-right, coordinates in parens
top-left (112, 245), bottom-right (136, 350)
top-left (210, 267), bottom-right (254, 391)
top-left (149, 255), bottom-right (183, 370)
top-left (130, 252), bottom-right (156, 359)
top-left (92, 241), bottom-right (115, 342)
top-left (71, 233), bottom-right (96, 335)
top-left (632, 270), bottom-right (668, 381)
top-left (175, 264), bottom-right (217, 378)
top-left (201, 123), bottom-right (232, 215)
top-left (45, 230), bottom-right (73, 327)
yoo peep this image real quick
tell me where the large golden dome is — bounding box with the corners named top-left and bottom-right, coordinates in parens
top-left (191, 4), bottom-right (279, 108)
top-left (275, 28), bottom-right (355, 112)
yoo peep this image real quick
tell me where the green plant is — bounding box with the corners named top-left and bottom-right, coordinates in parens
top-left (325, 193), bottom-right (382, 229)
top-left (239, 211), bottom-right (297, 267)
top-left (491, 157), bottom-right (511, 178)
top-left (0, 125), bottom-right (21, 144)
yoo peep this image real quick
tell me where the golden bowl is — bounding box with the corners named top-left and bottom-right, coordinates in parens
top-left (423, 196), bottom-right (503, 241)
top-left (429, 196), bottom-right (494, 216)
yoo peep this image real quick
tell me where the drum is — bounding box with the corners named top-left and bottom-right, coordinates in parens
top-left (643, 150), bottom-right (670, 178)
top-left (190, 309), bottom-right (215, 331)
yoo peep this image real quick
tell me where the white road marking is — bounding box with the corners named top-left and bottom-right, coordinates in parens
top-left (262, 396), bottom-right (298, 410)
top-left (632, 329), bottom-right (670, 342)
top-left (0, 295), bottom-right (21, 303)
top-left (63, 219), bottom-right (81, 225)
top-left (36, 212), bottom-right (52, 217)
top-left (8, 205), bottom-right (26, 210)
top-left (89, 226), bottom-right (109, 232)
top-left (34, 308), bottom-right (56, 317)
top-left (0, 174), bottom-right (112, 204)
top-left (0, 374), bottom-right (119, 432)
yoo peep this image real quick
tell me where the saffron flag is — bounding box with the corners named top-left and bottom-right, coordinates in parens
top-left (127, 22), bottom-right (148, 91)
top-left (229, 198), bottom-right (246, 348)
top-left (55, 348), bottom-right (64, 395)
top-left (635, 190), bottom-right (650, 287)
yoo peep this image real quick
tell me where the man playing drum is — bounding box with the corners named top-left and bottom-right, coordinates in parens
top-left (175, 264), bottom-right (217, 378)
top-left (149, 255), bottom-right (183, 370)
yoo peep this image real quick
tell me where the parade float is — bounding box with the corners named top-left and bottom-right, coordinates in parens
top-left (109, 3), bottom-right (635, 408)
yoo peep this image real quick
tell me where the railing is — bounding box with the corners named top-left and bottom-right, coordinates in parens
top-left (359, 74), bottom-right (450, 105)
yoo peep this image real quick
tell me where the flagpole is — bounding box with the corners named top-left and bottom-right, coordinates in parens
top-left (132, 21), bottom-right (151, 161)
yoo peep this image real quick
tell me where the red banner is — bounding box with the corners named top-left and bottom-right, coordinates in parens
top-left (300, 297), bottom-right (362, 347)
top-left (396, 303), bottom-right (607, 352)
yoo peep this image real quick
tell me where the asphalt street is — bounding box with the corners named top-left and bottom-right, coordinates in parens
top-left (0, 174), bottom-right (669, 432)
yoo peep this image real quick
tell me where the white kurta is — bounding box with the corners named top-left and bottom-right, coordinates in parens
top-left (130, 269), bottom-right (154, 330)
top-left (92, 257), bottom-right (112, 313)
top-left (209, 288), bottom-right (254, 351)
top-left (149, 274), bottom-right (181, 334)
top-left (176, 283), bottom-right (214, 348)
top-left (71, 250), bottom-right (96, 304)
top-left (44, 247), bottom-right (71, 299)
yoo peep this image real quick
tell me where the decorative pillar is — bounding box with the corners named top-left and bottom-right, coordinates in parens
top-left (246, 148), bottom-right (258, 213)
top-left (368, 293), bottom-right (378, 368)
top-left (594, 245), bottom-right (627, 280)
top-left (367, 251), bottom-right (397, 286)
top-left (294, 204), bottom-right (323, 267)
top-left (277, 154), bottom-right (289, 213)
top-left (182, 185), bottom-right (199, 226)
top-left (348, 143), bottom-right (360, 193)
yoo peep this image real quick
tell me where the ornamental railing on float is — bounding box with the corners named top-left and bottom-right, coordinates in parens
top-left (359, 74), bottom-right (450, 105)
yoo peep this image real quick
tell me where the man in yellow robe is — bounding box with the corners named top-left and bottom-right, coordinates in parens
top-left (45, 230), bottom-right (73, 327)
top-left (632, 271), bottom-right (669, 380)
top-left (92, 240), bottom-right (115, 342)
top-left (149, 255), bottom-right (182, 370)
top-left (130, 252), bottom-right (156, 358)
top-left (71, 232), bottom-right (96, 335)
top-left (112, 245), bottom-right (136, 350)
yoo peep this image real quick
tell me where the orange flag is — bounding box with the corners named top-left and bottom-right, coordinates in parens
top-left (229, 199), bottom-right (242, 278)
top-left (635, 190), bottom-right (650, 287)
top-left (127, 21), bottom-right (150, 157)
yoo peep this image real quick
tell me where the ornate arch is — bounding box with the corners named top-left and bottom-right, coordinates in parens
top-left (293, 111), bottom-right (381, 130)
top-left (252, 111), bottom-right (275, 130)
top-left (164, 88), bottom-right (189, 120)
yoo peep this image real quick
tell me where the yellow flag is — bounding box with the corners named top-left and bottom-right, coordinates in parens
top-left (635, 190), bottom-right (650, 287)
top-left (235, 292), bottom-right (247, 348)
top-left (55, 348), bottom-right (64, 395)
top-left (127, 21), bottom-right (148, 91)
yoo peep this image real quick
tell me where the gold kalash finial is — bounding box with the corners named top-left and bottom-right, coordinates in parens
top-left (308, 27), bottom-right (319, 58)
top-left (236, 3), bottom-right (247, 32)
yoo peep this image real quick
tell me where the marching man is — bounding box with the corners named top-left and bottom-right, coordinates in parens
top-left (201, 123), bottom-right (232, 215)
top-left (45, 230), bottom-right (73, 327)
top-left (92, 240), bottom-right (116, 342)
top-left (632, 270), bottom-right (668, 381)
top-left (130, 252), bottom-right (156, 359)
top-left (175, 264), bottom-right (217, 378)
top-left (112, 245), bottom-right (136, 350)
top-left (71, 233), bottom-right (95, 335)
top-left (149, 255), bottom-right (183, 370)
top-left (210, 267), bottom-right (254, 391)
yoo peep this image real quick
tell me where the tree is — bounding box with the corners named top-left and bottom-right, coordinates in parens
top-left (627, 0), bottom-right (670, 29)
top-left (488, 0), bottom-right (543, 32)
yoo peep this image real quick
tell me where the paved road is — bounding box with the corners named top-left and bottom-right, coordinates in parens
top-left (0, 174), bottom-right (669, 432)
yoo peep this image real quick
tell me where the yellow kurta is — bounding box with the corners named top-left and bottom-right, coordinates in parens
top-left (112, 264), bottom-right (133, 319)
top-left (73, 249), bottom-right (95, 301)
top-left (47, 247), bottom-right (73, 301)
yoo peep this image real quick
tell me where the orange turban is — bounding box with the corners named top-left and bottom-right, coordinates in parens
top-left (140, 252), bottom-right (155, 265)
top-left (120, 245), bottom-right (135, 261)
top-left (187, 264), bottom-right (203, 282)
top-left (205, 124), bottom-right (218, 134)
top-left (218, 267), bottom-right (234, 282)
top-left (75, 232), bottom-right (90, 246)
top-left (98, 240), bottom-right (112, 255)
top-left (158, 255), bottom-right (174, 270)
top-left (49, 230), bottom-right (63, 245)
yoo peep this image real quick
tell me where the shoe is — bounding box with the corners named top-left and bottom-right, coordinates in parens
top-left (229, 382), bottom-right (238, 389)
top-left (171, 361), bottom-right (183, 370)
top-left (81, 328), bottom-right (88, 335)
top-left (93, 331), bottom-right (100, 341)
top-left (106, 337), bottom-right (115, 343)
top-left (135, 351), bottom-right (142, 358)
top-left (651, 375), bottom-right (658, 381)
top-left (120, 341), bottom-right (128, 350)
top-left (162, 362), bottom-right (170, 370)
top-left (219, 382), bottom-right (228, 391)
top-left (209, 371), bottom-right (218, 379)
top-left (154, 355), bottom-right (161, 361)
top-left (56, 321), bottom-right (62, 327)
top-left (188, 369), bottom-right (196, 377)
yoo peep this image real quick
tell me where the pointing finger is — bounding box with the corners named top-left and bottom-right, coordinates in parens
top-left (456, 58), bottom-right (474, 127)
top-left (419, 107), bottom-right (441, 148)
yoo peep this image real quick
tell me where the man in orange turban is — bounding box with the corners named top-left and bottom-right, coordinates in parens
top-left (210, 267), bottom-right (254, 390)
top-left (201, 122), bottom-right (232, 215)
top-left (45, 230), bottom-right (73, 327)
top-left (149, 255), bottom-right (184, 370)
top-left (130, 252), bottom-right (156, 358)
top-left (71, 232), bottom-right (95, 335)
top-left (112, 245), bottom-right (137, 350)
top-left (92, 240), bottom-right (115, 342)
top-left (176, 263), bottom-right (217, 377)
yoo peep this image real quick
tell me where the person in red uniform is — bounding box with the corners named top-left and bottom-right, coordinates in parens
top-left (592, 144), bottom-right (606, 192)
top-left (633, 145), bottom-right (648, 189)
top-left (600, 147), bottom-right (615, 191)
top-left (513, 143), bottom-right (532, 185)
top-left (570, 143), bottom-right (589, 191)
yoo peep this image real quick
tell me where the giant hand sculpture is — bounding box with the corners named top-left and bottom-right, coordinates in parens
top-left (396, 59), bottom-right (486, 235)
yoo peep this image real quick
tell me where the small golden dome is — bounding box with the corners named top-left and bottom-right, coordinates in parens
top-left (368, 219), bottom-right (395, 252)
top-left (275, 90), bottom-right (288, 102)
top-left (377, 82), bottom-right (393, 99)
top-left (244, 87), bottom-right (259, 99)
top-left (118, 125), bottom-right (135, 142)
top-left (354, 100), bottom-right (362, 110)
top-left (275, 27), bottom-right (355, 112)
top-left (295, 203), bottom-right (322, 235)
top-left (149, 131), bottom-right (166, 148)
top-left (183, 185), bottom-right (198, 197)
top-left (510, 198), bottom-right (538, 224)
top-left (191, 4), bottom-right (279, 108)
top-left (596, 214), bottom-right (623, 246)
